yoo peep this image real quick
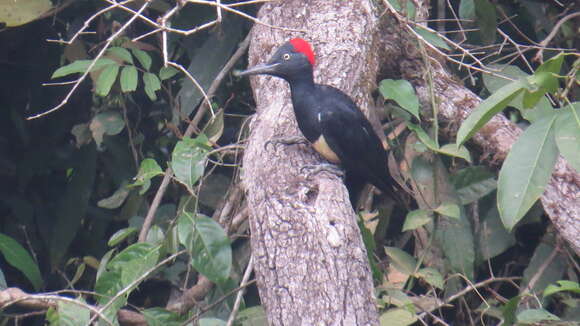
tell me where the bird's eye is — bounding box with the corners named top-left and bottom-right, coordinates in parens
top-left (282, 53), bottom-right (291, 60)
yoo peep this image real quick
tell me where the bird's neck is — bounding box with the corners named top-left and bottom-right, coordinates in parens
top-left (286, 67), bottom-right (315, 91)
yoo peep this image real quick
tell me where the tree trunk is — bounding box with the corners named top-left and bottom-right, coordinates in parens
top-left (241, 1), bottom-right (382, 325)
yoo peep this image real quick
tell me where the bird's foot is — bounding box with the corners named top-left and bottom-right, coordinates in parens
top-left (264, 136), bottom-right (309, 151)
top-left (300, 163), bottom-right (345, 179)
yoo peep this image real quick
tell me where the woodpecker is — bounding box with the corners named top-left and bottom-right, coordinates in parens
top-left (237, 38), bottom-right (396, 197)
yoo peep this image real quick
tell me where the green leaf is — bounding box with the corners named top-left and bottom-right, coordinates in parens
top-left (107, 227), bottom-right (138, 247)
top-left (402, 209), bottom-right (433, 231)
top-left (457, 79), bottom-right (525, 146)
top-left (178, 213), bottom-right (232, 284)
top-left (498, 115), bottom-right (559, 230)
top-left (521, 243), bottom-right (566, 295)
top-left (555, 103), bottom-right (580, 171)
top-left (384, 247), bottom-right (418, 275)
top-left (97, 183), bottom-right (130, 209)
top-left (533, 53), bottom-right (565, 91)
top-left (96, 242), bottom-right (160, 301)
top-left (89, 111), bottom-right (125, 147)
top-left (516, 309), bottom-right (560, 323)
top-left (120, 66), bottom-right (138, 93)
top-left (50, 145), bottom-right (97, 268)
top-left (450, 166), bottom-right (497, 204)
top-left (0, 233), bottom-right (43, 291)
top-left (203, 109), bottom-right (224, 143)
top-left (379, 79), bottom-right (420, 120)
top-left (159, 66), bottom-right (179, 81)
top-left (51, 58), bottom-right (117, 79)
top-left (483, 64), bottom-right (528, 93)
top-left (434, 203), bottom-right (460, 219)
top-left (459, 0), bottom-right (475, 20)
top-left (236, 306), bottom-right (267, 326)
top-left (416, 267), bottom-right (444, 289)
top-left (475, 0), bottom-right (497, 44)
top-left (0, 0), bottom-right (52, 27)
top-left (129, 158), bottom-right (164, 195)
top-left (482, 64), bottom-right (555, 122)
top-left (414, 27), bottom-right (450, 50)
top-left (522, 54), bottom-right (565, 109)
top-left (171, 135), bottom-right (211, 193)
top-left (406, 123), bottom-right (438, 150)
top-left (379, 308), bottom-right (417, 326)
top-left (131, 48), bottom-right (152, 71)
top-left (437, 144), bottom-right (471, 162)
top-left (543, 280), bottom-right (580, 298)
top-left (142, 308), bottom-right (183, 326)
top-left (143, 72), bottom-right (161, 101)
top-left (436, 216), bottom-right (475, 279)
top-left (107, 46), bottom-right (134, 64)
top-left (95, 63), bottom-right (120, 97)
top-left (199, 318), bottom-right (227, 326)
top-left (476, 205), bottom-right (516, 261)
top-left (53, 298), bottom-right (91, 326)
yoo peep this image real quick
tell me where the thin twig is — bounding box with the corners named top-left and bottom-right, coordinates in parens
top-left (417, 276), bottom-right (520, 318)
top-left (533, 11), bottom-right (580, 63)
top-left (226, 256), bottom-right (254, 326)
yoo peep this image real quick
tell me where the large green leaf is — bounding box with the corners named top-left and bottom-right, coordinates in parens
top-left (129, 158), bottom-right (164, 195)
top-left (131, 48), bottom-right (152, 71)
top-left (95, 63), bottom-right (120, 97)
top-left (120, 66), bottom-right (138, 93)
top-left (457, 79), bottom-right (525, 146)
top-left (171, 135), bottom-right (211, 193)
top-left (516, 309), bottom-right (560, 323)
top-left (482, 64), bottom-right (554, 122)
top-left (384, 247), bottom-right (418, 275)
top-left (0, 233), bottom-right (43, 290)
top-left (178, 213), bottom-right (232, 284)
top-left (476, 205), bottom-right (515, 261)
top-left (107, 47), bottom-right (134, 64)
top-left (555, 103), bottom-right (580, 171)
top-left (459, 0), bottom-right (475, 20)
top-left (89, 111), bottom-right (125, 147)
top-left (380, 79), bottom-right (420, 121)
top-left (379, 308), bottom-right (417, 326)
top-left (474, 0), bottom-right (497, 44)
top-left (236, 306), bottom-right (267, 326)
top-left (50, 145), bottom-right (97, 268)
top-left (95, 242), bottom-right (160, 301)
top-left (450, 166), bottom-right (497, 205)
top-left (436, 215), bottom-right (475, 280)
top-left (0, 0), bottom-right (52, 27)
top-left (498, 115), bottom-right (559, 230)
top-left (143, 72), bottom-right (161, 101)
top-left (414, 27), bottom-right (450, 50)
top-left (51, 58), bottom-right (117, 79)
top-left (402, 209), bottom-right (433, 231)
top-left (51, 299), bottom-right (91, 326)
top-left (142, 308), bottom-right (184, 326)
top-left (521, 242), bottom-right (566, 295)
top-left (176, 15), bottom-right (244, 122)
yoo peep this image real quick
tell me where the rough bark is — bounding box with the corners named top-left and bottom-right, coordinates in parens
top-left (240, 1), bottom-right (381, 325)
top-left (378, 4), bottom-right (580, 255)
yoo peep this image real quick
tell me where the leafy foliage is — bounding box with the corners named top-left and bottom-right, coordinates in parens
top-left (0, 0), bottom-right (577, 325)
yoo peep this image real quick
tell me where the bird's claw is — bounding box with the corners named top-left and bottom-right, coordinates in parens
top-left (300, 163), bottom-right (345, 179)
top-left (264, 136), bottom-right (309, 151)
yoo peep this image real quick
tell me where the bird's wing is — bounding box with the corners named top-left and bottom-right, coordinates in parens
top-left (316, 99), bottom-right (394, 193)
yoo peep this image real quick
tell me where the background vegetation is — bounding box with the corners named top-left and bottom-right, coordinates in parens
top-left (0, 0), bottom-right (578, 325)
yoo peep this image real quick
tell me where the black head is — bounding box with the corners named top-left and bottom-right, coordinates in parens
top-left (236, 38), bottom-right (315, 82)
